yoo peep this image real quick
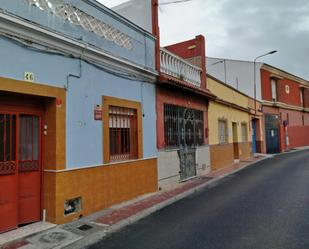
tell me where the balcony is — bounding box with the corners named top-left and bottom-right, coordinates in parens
top-left (160, 48), bottom-right (202, 87)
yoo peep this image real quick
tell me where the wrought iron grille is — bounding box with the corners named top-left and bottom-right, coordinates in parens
top-left (109, 106), bottom-right (138, 162)
top-left (164, 104), bottom-right (204, 148)
top-left (25, 0), bottom-right (133, 50)
top-left (19, 115), bottom-right (40, 172)
top-left (0, 114), bottom-right (17, 175)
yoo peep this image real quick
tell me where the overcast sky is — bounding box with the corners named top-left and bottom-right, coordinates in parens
top-left (99, 0), bottom-right (309, 80)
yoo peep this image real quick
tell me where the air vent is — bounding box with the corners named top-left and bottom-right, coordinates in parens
top-left (64, 197), bottom-right (82, 216)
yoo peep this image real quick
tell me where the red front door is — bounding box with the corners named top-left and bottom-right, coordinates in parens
top-left (0, 110), bottom-right (42, 233)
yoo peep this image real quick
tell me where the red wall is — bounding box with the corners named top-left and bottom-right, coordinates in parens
top-left (288, 126), bottom-right (309, 148)
top-left (261, 69), bottom-right (303, 106)
top-left (261, 68), bottom-right (309, 150)
top-left (156, 86), bottom-right (209, 149)
top-left (264, 106), bottom-right (309, 151)
top-left (164, 35), bottom-right (207, 89)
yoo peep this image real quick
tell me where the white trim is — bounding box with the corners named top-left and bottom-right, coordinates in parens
top-left (263, 100), bottom-right (309, 112)
top-left (81, 0), bottom-right (156, 39)
top-left (44, 156), bottom-right (158, 173)
top-left (0, 11), bottom-right (158, 82)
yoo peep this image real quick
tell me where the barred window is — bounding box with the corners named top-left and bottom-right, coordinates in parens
top-left (109, 106), bottom-right (138, 162)
top-left (241, 123), bottom-right (248, 142)
top-left (218, 120), bottom-right (228, 144)
top-left (164, 104), bottom-right (204, 148)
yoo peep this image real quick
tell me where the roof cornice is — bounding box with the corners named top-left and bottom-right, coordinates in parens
top-left (0, 10), bottom-right (158, 82)
top-left (262, 64), bottom-right (309, 87)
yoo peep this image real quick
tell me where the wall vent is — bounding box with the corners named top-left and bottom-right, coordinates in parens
top-left (64, 197), bottom-right (82, 216)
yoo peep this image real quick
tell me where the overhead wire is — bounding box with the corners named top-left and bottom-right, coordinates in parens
top-left (0, 32), bottom-right (156, 84)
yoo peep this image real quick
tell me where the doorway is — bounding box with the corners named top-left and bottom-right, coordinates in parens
top-left (252, 119), bottom-right (257, 153)
top-left (232, 122), bottom-right (239, 160)
top-left (179, 109), bottom-right (197, 181)
top-left (0, 104), bottom-right (43, 233)
top-left (265, 114), bottom-right (280, 154)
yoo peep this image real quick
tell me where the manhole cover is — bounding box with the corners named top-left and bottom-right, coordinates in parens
top-left (78, 224), bottom-right (93, 231)
top-left (39, 232), bottom-right (68, 244)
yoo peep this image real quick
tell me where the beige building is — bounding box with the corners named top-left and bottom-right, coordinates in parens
top-left (207, 75), bottom-right (263, 171)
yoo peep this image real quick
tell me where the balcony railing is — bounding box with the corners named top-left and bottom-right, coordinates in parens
top-left (160, 48), bottom-right (202, 87)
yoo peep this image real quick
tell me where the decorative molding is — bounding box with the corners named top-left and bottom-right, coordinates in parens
top-left (262, 64), bottom-right (309, 87)
top-left (263, 100), bottom-right (309, 112)
top-left (25, 0), bottom-right (133, 50)
top-left (0, 11), bottom-right (158, 82)
top-left (43, 156), bottom-right (158, 173)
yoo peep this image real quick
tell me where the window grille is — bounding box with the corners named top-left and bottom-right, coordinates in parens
top-left (241, 123), bottom-right (248, 142)
top-left (164, 104), bottom-right (204, 148)
top-left (218, 119), bottom-right (228, 144)
top-left (19, 115), bottom-right (40, 172)
top-left (25, 0), bottom-right (133, 50)
top-left (0, 114), bottom-right (17, 175)
top-left (109, 106), bottom-right (138, 162)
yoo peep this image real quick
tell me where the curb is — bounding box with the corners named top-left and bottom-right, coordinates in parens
top-left (64, 155), bottom-right (273, 249)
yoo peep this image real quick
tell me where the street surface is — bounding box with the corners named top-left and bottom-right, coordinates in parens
top-left (89, 150), bottom-right (309, 249)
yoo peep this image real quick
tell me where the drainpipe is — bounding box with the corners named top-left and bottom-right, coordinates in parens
top-left (65, 43), bottom-right (87, 90)
top-left (152, 0), bottom-right (160, 73)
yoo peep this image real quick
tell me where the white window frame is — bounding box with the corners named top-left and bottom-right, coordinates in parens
top-left (271, 79), bottom-right (277, 101)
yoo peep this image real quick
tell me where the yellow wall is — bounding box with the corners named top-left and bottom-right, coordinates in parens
top-left (207, 77), bottom-right (248, 109)
top-left (208, 102), bottom-right (251, 145)
top-left (207, 77), bottom-right (251, 145)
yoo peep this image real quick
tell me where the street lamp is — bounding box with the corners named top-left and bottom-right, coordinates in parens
top-left (253, 50), bottom-right (277, 115)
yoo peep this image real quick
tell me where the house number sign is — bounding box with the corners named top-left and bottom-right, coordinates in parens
top-left (24, 72), bottom-right (34, 82)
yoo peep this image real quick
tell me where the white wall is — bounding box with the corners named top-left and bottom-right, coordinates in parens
top-left (158, 145), bottom-right (211, 190)
top-left (112, 0), bottom-right (152, 33)
top-left (206, 57), bottom-right (263, 100)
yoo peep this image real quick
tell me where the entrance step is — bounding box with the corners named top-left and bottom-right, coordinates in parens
top-left (0, 222), bottom-right (56, 246)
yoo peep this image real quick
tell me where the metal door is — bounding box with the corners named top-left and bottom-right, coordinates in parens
top-left (265, 128), bottom-right (279, 154)
top-left (18, 115), bottom-right (41, 225)
top-left (0, 113), bottom-right (18, 233)
top-left (265, 114), bottom-right (280, 154)
top-left (179, 109), bottom-right (196, 181)
top-left (0, 112), bottom-right (42, 233)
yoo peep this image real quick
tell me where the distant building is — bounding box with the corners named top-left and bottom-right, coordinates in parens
top-left (207, 57), bottom-right (309, 154)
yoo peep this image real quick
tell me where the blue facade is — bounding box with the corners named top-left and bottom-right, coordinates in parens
top-left (0, 0), bottom-right (157, 169)
top-left (1, 0), bottom-right (156, 70)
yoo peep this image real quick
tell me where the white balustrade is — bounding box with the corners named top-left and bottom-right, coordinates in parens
top-left (160, 48), bottom-right (202, 87)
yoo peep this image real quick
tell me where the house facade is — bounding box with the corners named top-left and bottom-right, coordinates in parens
top-left (0, 0), bottom-right (158, 232)
top-left (207, 57), bottom-right (309, 154)
top-left (156, 36), bottom-right (215, 189)
top-left (207, 75), bottom-right (259, 170)
top-left (261, 64), bottom-right (309, 153)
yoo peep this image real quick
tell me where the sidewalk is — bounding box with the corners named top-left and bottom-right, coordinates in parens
top-left (1, 154), bottom-right (272, 249)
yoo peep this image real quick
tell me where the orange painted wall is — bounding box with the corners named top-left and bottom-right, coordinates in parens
top-left (44, 158), bottom-right (158, 224)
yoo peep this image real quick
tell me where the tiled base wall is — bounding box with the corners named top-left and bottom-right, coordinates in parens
top-left (210, 142), bottom-right (252, 171)
top-left (43, 158), bottom-right (158, 224)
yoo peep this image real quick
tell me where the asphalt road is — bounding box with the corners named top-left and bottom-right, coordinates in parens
top-left (89, 150), bottom-right (309, 249)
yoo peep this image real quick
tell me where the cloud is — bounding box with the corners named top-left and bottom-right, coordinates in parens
top-left (159, 0), bottom-right (309, 79)
top-left (97, 0), bottom-right (308, 79)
